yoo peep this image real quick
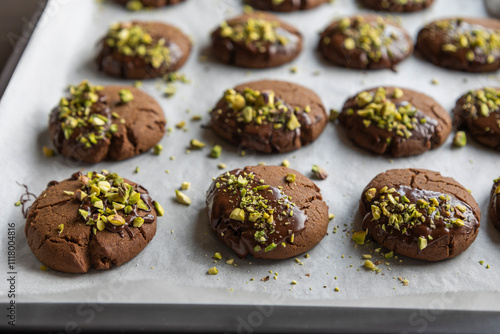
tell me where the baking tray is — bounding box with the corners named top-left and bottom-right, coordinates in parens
top-left (2, 0), bottom-right (500, 332)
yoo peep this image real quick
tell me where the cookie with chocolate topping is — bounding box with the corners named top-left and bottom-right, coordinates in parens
top-left (339, 86), bottom-right (451, 157)
top-left (416, 18), bottom-right (500, 72)
top-left (360, 168), bottom-right (480, 261)
top-left (490, 177), bottom-right (500, 229)
top-left (97, 21), bottom-right (191, 79)
top-left (318, 15), bottom-right (413, 70)
top-left (49, 81), bottom-right (166, 163)
top-left (25, 171), bottom-right (164, 273)
top-left (454, 87), bottom-right (500, 150)
top-left (246, 0), bottom-right (328, 12)
top-left (211, 12), bottom-right (302, 68)
top-left (113, 0), bottom-right (186, 10)
top-left (210, 80), bottom-right (327, 153)
top-left (359, 0), bottom-right (434, 12)
top-left (206, 165), bottom-right (329, 259)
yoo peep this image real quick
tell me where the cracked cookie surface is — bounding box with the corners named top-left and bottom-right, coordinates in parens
top-left (49, 85), bottom-right (166, 163)
top-left (25, 172), bottom-right (158, 273)
top-left (359, 168), bottom-right (480, 261)
top-left (210, 80), bottom-right (327, 153)
top-left (206, 165), bottom-right (329, 259)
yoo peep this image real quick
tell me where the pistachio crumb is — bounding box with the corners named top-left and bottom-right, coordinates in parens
top-left (329, 109), bottom-right (340, 122)
top-left (453, 131), bottom-right (467, 147)
top-left (210, 145), bottom-right (222, 158)
top-left (334, 287), bottom-right (340, 292)
top-left (43, 146), bottom-right (55, 157)
top-left (328, 213), bottom-right (335, 220)
top-left (281, 159), bottom-right (290, 167)
top-left (181, 182), bottom-right (191, 190)
top-left (14, 201), bottom-right (21, 207)
top-left (311, 165), bottom-right (328, 180)
top-left (175, 190), bottom-right (191, 205)
top-left (134, 167), bottom-right (139, 174)
top-left (153, 144), bottom-right (163, 155)
top-left (153, 201), bottom-right (164, 216)
top-left (207, 267), bottom-right (219, 275)
top-left (119, 89), bottom-right (134, 103)
top-left (286, 173), bottom-right (296, 183)
top-left (190, 139), bottom-right (206, 149)
top-left (352, 230), bottom-right (366, 245)
top-left (213, 252), bottom-right (222, 260)
top-left (217, 163), bottom-right (227, 169)
top-left (291, 280), bottom-right (298, 285)
top-left (40, 265), bottom-right (49, 271)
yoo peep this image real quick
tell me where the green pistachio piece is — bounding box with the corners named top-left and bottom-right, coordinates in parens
top-left (264, 243), bottom-right (277, 252)
top-left (43, 146), bottom-right (55, 157)
top-left (153, 144), bottom-right (163, 155)
top-left (133, 217), bottom-right (145, 228)
top-left (210, 145), bottom-right (222, 158)
top-left (175, 190), bottom-right (191, 205)
top-left (286, 173), bottom-right (296, 183)
top-left (181, 182), bottom-right (191, 190)
top-left (418, 236), bottom-right (427, 250)
top-left (153, 201), bottom-right (164, 216)
top-left (207, 267), bottom-right (218, 275)
top-left (352, 230), bottom-right (366, 245)
top-left (286, 113), bottom-right (301, 131)
top-left (190, 139), bottom-right (206, 149)
top-left (108, 214), bottom-right (125, 226)
top-left (365, 188), bottom-right (377, 201)
top-left (119, 89), bottom-right (134, 103)
top-left (229, 208), bottom-right (245, 221)
top-left (364, 260), bottom-right (378, 271)
top-left (453, 131), bottom-right (467, 147)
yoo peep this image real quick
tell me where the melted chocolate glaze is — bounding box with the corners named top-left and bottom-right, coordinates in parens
top-left (490, 179), bottom-right (500, 229)
top-left (362, 186), bottom-right (478, 254)
top-left (16, 182), bottom-right (36, 219)
top-left (206, 168), bottom-right (307, 258)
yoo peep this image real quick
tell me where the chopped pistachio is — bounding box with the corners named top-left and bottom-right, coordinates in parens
top-left (134, 167), bottom-right (139, 174)
top-left (453, 131), bottom-right (467, 147)
top-left (153, 144), bottom-right (163, 155)
top-left (43, 146), bottom-right (55, 157)
top-left (286, 173), bottom-right (296, 183)
top-left (57, 224), bottom-right (64, 235)
top-left (230, 208), bottom-right (245, 221)
top-left (289, 66), bottom-right (298, 73)
top-left (181, 182), bottom-right (191, 190)
top-left (352, 230), bottom-right (366, 245)
top-left (213, 252), bottom-right (222, 260)
top-left (119, 89), bottom-right (134, 103)
top-left (329, 109), bottom-right (340, 122)
top-left (291, 280), bottom-right (298, 285)
top-left (418, 236), bottom-right (427, 250)
top-left (364, 260), bottom-right (379, 271)
top-left (392, 88), bottom-right (404, 99)
top-left (217, 163), bottom-right (227, 169)
top-left (328, 213), bottom-right (335, 220)
top-left (126, 0), bottom-right (143, 11)
top-left (175, 190), bottom-right (191, 205)
top-left (164, 84), bottom-right (176, 97)
top-left (152, 201), bottom-right (164, 217)
top-left (311, 165), bottom-right (328, 180)
top-left (190, 139), bottom-right (206, 149)
top-left (207, 267), bottom-right (219, 275)
top-left (281, 159), bottom-right (290, 167)
top-left (40, 265), bottom-right (49, 271)
top-left (14, 201), bottom-right (21, 207)
top-left (210, 145), bottom-right (222, 158)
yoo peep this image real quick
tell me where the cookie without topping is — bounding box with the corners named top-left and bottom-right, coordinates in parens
top-left (454, 87), bottom-right (500, 150)
top-left (416, 18), bottom-right (500, 72)
top-left (211, 12), bottom-right (302, 69)
top-left (360, 168), bottom-right (480, 261)
top-left (210, 80), bottom-right (327, 154)
top-left (97, 21), bottom-right (191, 79)
top-left (246, 0), bottom-right (328, 12)
top-left (318, 15), bottom-right (413, 70)
top-left (490, 177), bottom-right (500, 229)
top-left (359, 0), bottom-right (434, 12)
top-left (25, 171), bottom-right (162, 273)
top-left (339, 86), bottom-right (451, 157)
top-left (206, 165), bottom-right (329, 260)
top-left (49, 81), bottom-right (166, 163)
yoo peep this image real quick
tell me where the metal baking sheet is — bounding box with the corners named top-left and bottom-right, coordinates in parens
top-left (2, 0), bottom-right (500, 325)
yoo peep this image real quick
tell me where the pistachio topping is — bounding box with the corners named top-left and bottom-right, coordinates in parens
top-left (105, 22), bottom-right (171, 69)
top-left (365, 185), bottom-right (473, 249)
top-left (221, 87), bottom-right (302, 131)
top-left (453, 131), bottom-right (467, 147)
top-left (351, 87), bottom-right (425, 139)
top-left (210, 145), bottom-right (222, 158)
top-left (328, 16), bottom-right (404, 62)
top-left (118, 89), bottom-right (134, 103)
top-left (175, 190), bottom-right (191, 205)
top-left (57, 80), bottom-right (115, 148)
top-left (461, 88), bottom-right (500, 119)
top-left (432, 19), bottom-right (500, 63)
top-left (214, 170), bottom-right (303, 253)
top-left (70, 170), bottom-right (155, 238)
top-left (219, 18), bottom-right (289, 52)
top-left (352, 230), bottom-right (366, 245)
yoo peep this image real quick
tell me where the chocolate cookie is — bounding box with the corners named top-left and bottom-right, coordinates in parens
top-left (453, 87), bottom-right (500, 150)
top-left (246, 0), bottom-right (328, 12)
top-left (490, 177), bottom-right (500, 229)
top-left (49, 80), bottom-right (166, 163)
top-left (360, 169), bottom-right (480, 261)
top-left (416, 18), bottom-right (500, 72)
top-left (206, 165), bottom-right (329, 259)
top-left (25, 171), bottom-right (163, 273)
top-left (211, 12), bottom-right (302, 68)
top-left (210, 80), bottom-right (327, 153)
top-left (359, 0), bottom-right (434, 12)
top-left (97, 21), bottom-right (191, 79)
top-left (318, 15), bottom-right (413, 70)
top-left (113, 0), bottom-right (186, 10)
top-left (339, 86), bottom-right (451, 157)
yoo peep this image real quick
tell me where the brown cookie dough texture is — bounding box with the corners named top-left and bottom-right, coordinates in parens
top-left (206, 165), bottom-right (329, 260)
top-left (246, 0), bottom-right (328, 12)
top-left (210, 80), bottom-right (327, 154)
top-left (359, 0), bottom-right (434, 12)
top-left (416, 18), bottom-right (500, 72)
top-left (360, 169), bottom-right (480, 261)
top-left (454, 87), bottom-right (500, 150)
top-left (318, 15), bottom-right (413, 70)
top-left (339, 86), bottom-right (451, 157)
top-left (113, 0), bottom-right (186, 8)
top-left (211, 12), bottom-right (302, 68)
top-left (25, 171), bottom-right (159, 273)
top-left (97, 21), bottom-right (191, 79)
top-left (490, 177), bottom-right (500, 229)
top-left (49, 82), bottom-right (166, 163)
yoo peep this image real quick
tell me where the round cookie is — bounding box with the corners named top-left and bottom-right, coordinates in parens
top-left (359, 0), bottom-right (434, 12)
top-left (211, 12), bottom-right (302, 69)
top-left (206, 165), bottom-right (329, 260)
top-left (25, 171), bottom-right (163, 273)
top-left (210, 80), bottom-right (327, 154)
top-left (113, 0), bottom-right (186, 10)
top-left (49, 80), bottom-right (166, 163)
top-left (360, 168), bottom-right (480, 261)
top-left (490, 177), bottom-right (500, 229)
top-left (416, 18), bottom-right (500, 72)
top-left (339, 86), bottom-right (451, 157)
top-left (246, 0), bottom-right (328, 12)
top-left (453, 87), bottom-right (500, 150)
top-left (97, 21), bottom-right (191, 79)
top-left (318, 15), bottom-right (413, 70)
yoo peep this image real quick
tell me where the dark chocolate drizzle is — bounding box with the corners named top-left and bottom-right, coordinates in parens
top-left (16, 182), bottom-right (36, 219)
top-left (206, 168), bottom-right (307, 258)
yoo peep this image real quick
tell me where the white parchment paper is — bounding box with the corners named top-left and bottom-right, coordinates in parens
top-left (1, 0), bottom-right (500, 310)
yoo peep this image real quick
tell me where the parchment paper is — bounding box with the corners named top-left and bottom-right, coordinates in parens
top-left (2, 0), bottom-right (500, 310)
